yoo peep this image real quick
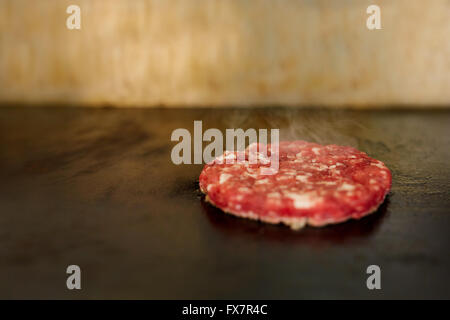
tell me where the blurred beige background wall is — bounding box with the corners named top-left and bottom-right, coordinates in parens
top-left (0, 0), bottom-right (449, 107)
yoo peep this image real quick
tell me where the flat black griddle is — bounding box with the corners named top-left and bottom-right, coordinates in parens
top-left (0, 107), bottom-right (449, 299)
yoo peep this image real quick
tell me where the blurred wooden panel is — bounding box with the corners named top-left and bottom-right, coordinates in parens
top-left (0, 0), bottom-right (449, 107)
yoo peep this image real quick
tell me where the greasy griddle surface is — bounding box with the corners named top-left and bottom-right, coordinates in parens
top-left (0, 107), bottom-right (449, 299)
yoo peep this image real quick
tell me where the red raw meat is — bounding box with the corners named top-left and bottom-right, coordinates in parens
top-left (199, 141), bottom-right (391, 230)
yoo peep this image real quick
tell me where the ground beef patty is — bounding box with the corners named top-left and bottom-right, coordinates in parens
top-left (199, 140), bottom-right (391, 230)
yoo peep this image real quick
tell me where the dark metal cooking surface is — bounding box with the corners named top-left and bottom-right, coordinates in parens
top-left (0, 107), bottom-right (449, 299)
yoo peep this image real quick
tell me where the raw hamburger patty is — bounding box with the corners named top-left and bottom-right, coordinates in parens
top-left (199, 140), bottom-right (391, 230)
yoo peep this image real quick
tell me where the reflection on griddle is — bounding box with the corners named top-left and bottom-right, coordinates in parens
top-left (200, 195), bottom-right (389, 247)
